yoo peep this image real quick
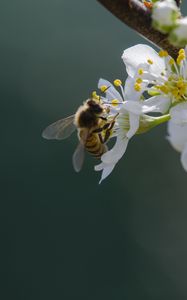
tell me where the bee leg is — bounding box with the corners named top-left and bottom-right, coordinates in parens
top-left (93, 113), bottom-right (119, 143)
top-left (103, 114), bottom-right (119, 143)
top-left (98, 133), bottom-right (104, 144)
top-left (94, 123), bottom-right (113, 144)
top-left (92, 123), bottom-right (110, 134)
top-left (98, 116), bottom-right (107, 121)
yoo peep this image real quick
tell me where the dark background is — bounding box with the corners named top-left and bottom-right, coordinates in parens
top-left (1, 1), bottom-right (187, 299)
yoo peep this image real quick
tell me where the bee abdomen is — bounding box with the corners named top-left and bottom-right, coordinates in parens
top-left (85, 134), bottom-right (107, 158)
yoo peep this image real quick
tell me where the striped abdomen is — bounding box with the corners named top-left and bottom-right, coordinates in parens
top-left (85, 133), bottom-right (107, 158)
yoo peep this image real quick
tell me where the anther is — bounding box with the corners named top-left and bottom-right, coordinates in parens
top-left (136, 78), bottom-right (143, 84)
top-left (92, 91), bottom-right (100, 100)
top-left (179, 49), bottom-right (185, 56)
top-left (134, 83), bottom-right (141, 92)
top-left (138, 68), bottom-right (144, 75)
top-left (113, 79), bottom-right (122, 87)
top-left (169, 58), bottom-right (174, 65)
top-left (100, 85), bottom-right (108, 92)
top-left (111, 99), bottom-right (119, 106)
top-left (159, 50), bottom-right (168, 57)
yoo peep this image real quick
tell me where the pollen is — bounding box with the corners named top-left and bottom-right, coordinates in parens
top-left (111, 99), bottom-right (119, 106)
top-left (92, 91), bottom-right (100, 100)
top-left (159, 50), bottom-right (168, 57)
top-left (147, 59), bottom-right (153, 65)
top-left (179, 49), bottom-right (185, 56)
top-left (136, 78), bottom-right (143, 84)
top-left (100, 85), bottom-right (108, 92)
top-left (134, 83), bottom-right (141, 92)
top-left (138, 68), bottom-right (144, 75)
top-left (113, 79), bottom-right (122, 87)
top-left (177, 80), bottom-right (185, 88)
top-left (169, 58), bottom-right (175, 65)
top-left (177, 54), bottom-right (185, 65)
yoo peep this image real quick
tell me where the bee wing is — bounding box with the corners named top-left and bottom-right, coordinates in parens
top-left (72, 142), bottom-right (85, 172)
top-left (42, 115), bottom-right (76, 140)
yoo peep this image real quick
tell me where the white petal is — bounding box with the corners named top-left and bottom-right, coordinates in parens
top-left (98, 78), bottom-right (123, 102)
top-left (124, 76), bottom-right (142, 101)
top-left (126, 113), bottom-right (140, 139)
top-left (122, 44), bottom-right (165, 77)
top-left (167, 121), bottom-right (187, 152)
top-left (102, 134), bottom-right (129, 164)
top-left (181, 142), bottom-right (187, 172)
top-left (121, 101), bottom-right (143, 115)
top-left (170, 103), bottom-right (187, 125)
top-left (95, 162), bottom-right (116, 184)
top-left (144, 95), bottom-right (171, 113)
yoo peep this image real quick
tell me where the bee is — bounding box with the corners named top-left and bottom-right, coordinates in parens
top-left (42, 98), bottom-right (117, 172)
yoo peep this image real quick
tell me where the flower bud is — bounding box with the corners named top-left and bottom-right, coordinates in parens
top-left (152, 0), bottom-right (180, 34)
top-left (169, 17), bottom-right (187, 47)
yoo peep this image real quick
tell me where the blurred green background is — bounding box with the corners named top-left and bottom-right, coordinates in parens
top-left (1, 1), bottom-right (187, 299)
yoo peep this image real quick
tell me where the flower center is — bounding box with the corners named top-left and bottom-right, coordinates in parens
top-left (156, 76), bottom-right (187, 103)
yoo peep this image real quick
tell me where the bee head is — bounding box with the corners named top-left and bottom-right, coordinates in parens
top-left (86, 99), bottom-right (103, 114)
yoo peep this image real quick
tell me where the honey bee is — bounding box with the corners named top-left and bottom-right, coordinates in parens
top-left (42, 98), bottom-right (117, 172)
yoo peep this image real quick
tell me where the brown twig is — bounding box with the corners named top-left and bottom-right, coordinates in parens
top-left (175, 0), bottom-right (181, 7)
top-left (97, 0), bottom-right (180, 58)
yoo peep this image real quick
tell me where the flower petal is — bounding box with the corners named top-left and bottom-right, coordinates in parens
top-left (167, 120), bottom-right (187, 152)
top-left (124, 76), bottom-right (142, 101)
top-left (144, 95), bottom-right (171, 113)
top-left (122, 44), bottom-right (165, 77)
top-left (101, 134), bottom-right (129, 164)
top-left (126, 113), bottom-right (140, 139)
top-left (181, 142), bottom-right (187, 172)
top-left (98, 78), bottom-right (123, 102)
top-left (121, 101), bottom-right (143, 115)
top-left (95, 162), bottom-right (116, 184)
top-left (170, 103), bottom-right (187, 125)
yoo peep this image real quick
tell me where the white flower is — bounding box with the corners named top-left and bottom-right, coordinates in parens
top-left (122, 44), bottom-right (187, 125)
top-left (169, 17), bottom-right (187, 47)
top-left (95, 77), bottom-right (168, 183)
top-left (152, 0), bottom-right (179, 34)
top-left (167, 112), bottom-right (187, 172)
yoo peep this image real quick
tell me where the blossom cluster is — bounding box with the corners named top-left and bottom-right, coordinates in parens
top-left (94, 44), bottom-right (187, 183)
top-left (144, 0), bottom-right (187, 48)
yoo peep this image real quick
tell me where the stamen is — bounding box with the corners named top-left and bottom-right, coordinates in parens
top-left (113, 79), bottom-right (122, 87)
top-left (179, 49), bottom-right (185, 56)
top-left (159, 50), bottom-right (168, 57)
top-left (177, 54), bottom-right (185, 65)
top-left (134, 83), bottom-right (141, 92)
top-left (92, 91), bottom-right (100, 100)
top-left (100, 85), bottom-right (108, 92)
top-left (138, 68), bottom-right (144, 75)
top-left (136, 78), bottom-right (143, 84)
top-left (111, 99), bottom-right (119, 106)
top-left (169, 58), bottom-right (175, 65)
top-left (147, 59), bottom-right (153, 65)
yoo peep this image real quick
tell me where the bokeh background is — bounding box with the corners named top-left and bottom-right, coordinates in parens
top-left (1, 1), bottom-right (187, 299)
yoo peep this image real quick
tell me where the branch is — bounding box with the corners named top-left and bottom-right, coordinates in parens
top-left (175, 0), bottom-right (181, 7)
top-left (97, 0), bottom-right (180, 58)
